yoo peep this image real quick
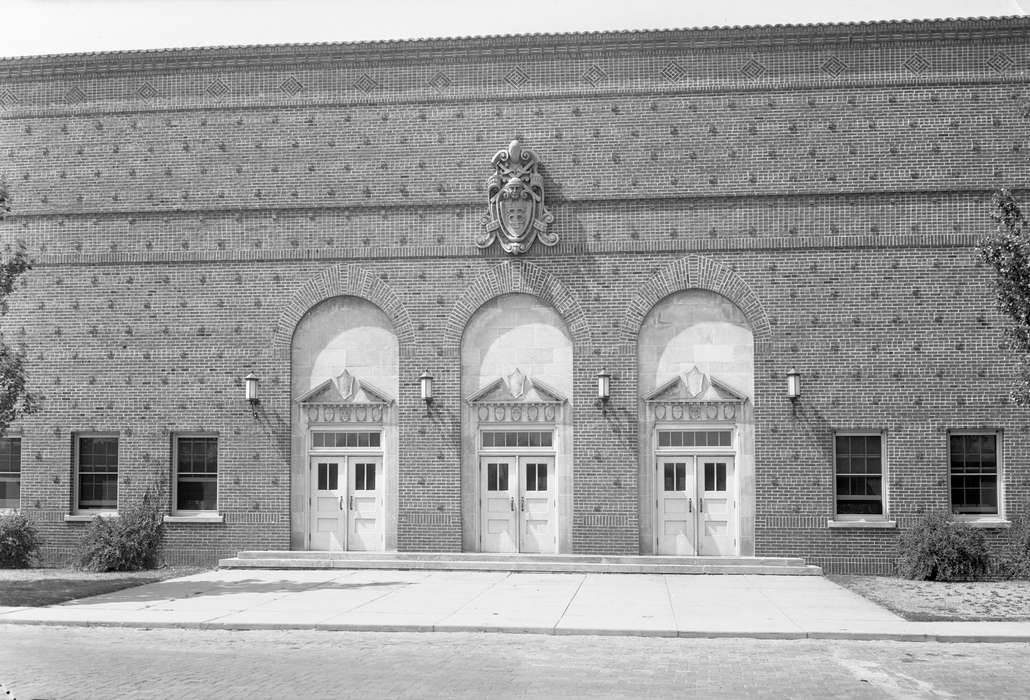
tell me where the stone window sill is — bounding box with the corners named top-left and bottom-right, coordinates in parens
top-left (827, 519), bottom-right (897, 529)
top-left (953, 518), bottom-right (1011, 529)
top-left (163, 514), bottom-right (224, 524)
top-left (65, 512), bottom-right (118, 522)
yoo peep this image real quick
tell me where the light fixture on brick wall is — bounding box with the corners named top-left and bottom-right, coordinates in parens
top-left (244, 372), bottom-right (260, 416)
top-left (419, 369), bottom-right (434, 407)
top-left (597, 368), bottom-right (611, 404)
top-left (786, 367), bottom-right (801, 415)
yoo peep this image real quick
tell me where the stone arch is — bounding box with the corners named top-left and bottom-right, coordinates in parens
top-left (622, 254), bottom-right (772, 353)
top-left (443, 260), bottom-right (592, 353)
top-left (273, 263), bottom-right (416, 359)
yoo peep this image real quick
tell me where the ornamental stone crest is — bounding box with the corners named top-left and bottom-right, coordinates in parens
top-left (477, 139), bottom-right (556, 255)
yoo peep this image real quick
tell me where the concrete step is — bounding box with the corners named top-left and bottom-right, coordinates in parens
top-left (219, 552), bottom-right (822, 576)
top-left (232, 551), bottom-right (808, 566)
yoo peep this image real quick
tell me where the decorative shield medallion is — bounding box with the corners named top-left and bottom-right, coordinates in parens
top-left (477, 139), bottom-right (556, 255)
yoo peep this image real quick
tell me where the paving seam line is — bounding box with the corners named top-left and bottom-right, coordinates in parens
top-left (2, 618), bottom-right (1030, 643)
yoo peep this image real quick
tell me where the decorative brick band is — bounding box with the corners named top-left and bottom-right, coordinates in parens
top-left (574, 513), bottom-right (635, 527)
top-left (399, 511), bottom-right (461, 526)
top-left (225, 511), bottom-right (282, 524)
top-left (442, 259), bottom-right (594, 352)
top-left (621, 254), bottom-right (773, 354)
top-left (24, 510), bottom-right (66, 522)
top-left (272, 263), bottom-right (416, 358)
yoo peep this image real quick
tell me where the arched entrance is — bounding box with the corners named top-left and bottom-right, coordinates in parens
top-left (637, 290), bottom-right (755, 556)
top-left (460, 293), bottom-right (574, 553)
top-left (290, 296), bottom-right (399, 552)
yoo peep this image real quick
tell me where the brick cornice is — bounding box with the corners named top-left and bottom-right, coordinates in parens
top-left (1, 16), bottom-right (1027, 79)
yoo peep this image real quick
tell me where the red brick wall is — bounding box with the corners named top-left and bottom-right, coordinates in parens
top-left (1, 17), bottom-right (1027, 570)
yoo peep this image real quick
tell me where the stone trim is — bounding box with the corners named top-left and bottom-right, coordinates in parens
top-left (442, 259), bottom-right (594, 352)
top-left (21, 231), bottom-right (980, 269)
top-left (1, 16), bottom-right (1025, 76)
top-left (621, 254), bottom-right (773, 353)
top-left (272, 263), bottom-right (416, 358)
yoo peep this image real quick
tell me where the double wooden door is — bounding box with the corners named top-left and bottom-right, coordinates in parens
top-left (480, 456), bottom-right (556, 553)
top-left (656, 456), bottom-right (736, 555)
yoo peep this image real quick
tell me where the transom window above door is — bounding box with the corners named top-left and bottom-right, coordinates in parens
top-left (312, 431), bottom-right (381, 448)
top-left (657, 430), bottom-right (731, 448)
top-left (481, 431), bottom-right (553, 448)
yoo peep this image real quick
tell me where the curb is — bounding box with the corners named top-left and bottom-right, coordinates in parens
top-left (2, 617), bottom-right (1030, 643)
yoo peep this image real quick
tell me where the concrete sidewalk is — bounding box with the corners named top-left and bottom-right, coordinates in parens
top-left (2, 568), bottom-right (1029, 642)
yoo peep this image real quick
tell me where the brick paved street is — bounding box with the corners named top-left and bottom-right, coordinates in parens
top-left (1, 625), bottom-right (1028, 699)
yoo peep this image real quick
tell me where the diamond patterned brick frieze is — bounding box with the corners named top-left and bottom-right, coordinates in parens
top-left (660, 61), bottom-right (684, 81)
top-left (504, 65), bottom-right (530, 89)
top-left (0, 91), bottom-right (18, 109)
top-left (986, 50), bottom-right (1014, 73)
top-left (581, 64), bottom-right (608, 85)
top-left (903, 52), bottom-right (930, 75)
top-left (63, 86), bottom-right (86, 104)
top-left (354, 73), bottom-right (379, 94)
top-left (428, 71), bottom-right (452, 92)
top-left (740, 58), bottom-right (767, 80)
top-left (137, 81), bottom-right (159, 99)
top-left (206, 78), bottom-right (230, 98)
top-left (819, 55), bottom-right (848, 77)
top-left (280, 76), bottom-right (304, 96)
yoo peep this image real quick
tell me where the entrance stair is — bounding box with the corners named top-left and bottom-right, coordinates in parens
top-left (218, 551), bottom-right (822, 575)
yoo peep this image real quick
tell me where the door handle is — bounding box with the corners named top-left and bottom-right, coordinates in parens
top-left (338, 496), bottom-right (344, 511)
top-left (349, 495), bottom-right (355, 510)
top-left (510, 496), bottom-right (515, 512)
top-left (520, 496), bottom-right (525, 512)
top-left (688, 498), bottom-right (692, 513)
top-left (699, 498), bottom-right (703, 513)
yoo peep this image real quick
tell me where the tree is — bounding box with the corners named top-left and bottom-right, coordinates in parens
top-left (978, 189), bottom-right (1030, 404)
top-left (0, 176), bottom-right (39, 433)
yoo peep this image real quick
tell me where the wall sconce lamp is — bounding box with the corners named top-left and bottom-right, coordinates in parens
top-left (597, 368), bottom-right (611, 406)
top-left (786, 367), bottom-right (801, 415)
top-left (244, 372), bottom-right (260, 416)
top-left (419, 369), bottom-right (434, 409)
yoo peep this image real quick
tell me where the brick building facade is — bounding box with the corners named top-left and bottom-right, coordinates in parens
top-left (1, 16), bottom-right (1027, 573)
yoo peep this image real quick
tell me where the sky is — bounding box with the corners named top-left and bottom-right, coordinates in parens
top-left (1, 0), bottom-right (1027, 58)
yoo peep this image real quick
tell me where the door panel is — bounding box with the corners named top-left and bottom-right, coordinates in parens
top-left (347, 458), bottom-right (383, 551)
top-left (480, 458), bottom-right (517, 552)
top-left (700, 458), bottom-right (735, 555)
top-left (657, 458), bottom-right (697, 555)
top-left (520, 457), bottom-right (556, 554)
top-left (309, 458), bottom-right (345, 551)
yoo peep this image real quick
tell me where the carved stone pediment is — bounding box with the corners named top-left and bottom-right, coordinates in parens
top-left (646, 367), bottom-right (748, 423)
top-left (467, 369), bottom-right (565, 423)
top-left (297, 370), bottom-right (393, 424)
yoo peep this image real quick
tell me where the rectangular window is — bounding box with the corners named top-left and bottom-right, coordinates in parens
top-left (311, 431), bottom-right (381, 449)
top-left (0, 438), bottom-right (21, 510)
top-left (481, 431), bottom-right (553, 448)
top-left (950, 433), bottom-right (999, 516)
top-left (174, 436), bottom-right (218, 512)
top-left (77, 435), bottom-right (118, 511)
top-left (834, 434), bottom-right (884, 517)
top-left (657, 430), bottom-right (732, 448)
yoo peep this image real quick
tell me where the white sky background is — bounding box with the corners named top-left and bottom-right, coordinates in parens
top-left (2, 0), bottom-right (1027, 58)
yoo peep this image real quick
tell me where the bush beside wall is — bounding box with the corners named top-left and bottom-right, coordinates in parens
top-left (77, 493), bottom-right (165, 572)
top-left (0, 513), bottom-right (43, 568)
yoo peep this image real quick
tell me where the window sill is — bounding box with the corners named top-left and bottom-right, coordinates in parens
top-left (953, 518), bottom-right (1011, 529)
top-left (827, 519), bottom-right (897, 529)
top-left (163, 514), bottom-right (224, 524)
top-left (65, 512), bottom-right (118, 522)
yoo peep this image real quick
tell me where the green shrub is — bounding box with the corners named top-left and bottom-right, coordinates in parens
top-left (998, 515), bottom-right (1030, 580)
top-left (897, 512), bottom-right (991, 581)
top-left (0, 513), bottom-right (42, 568)
top-left (77, 492), bottom-right (165, 572)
